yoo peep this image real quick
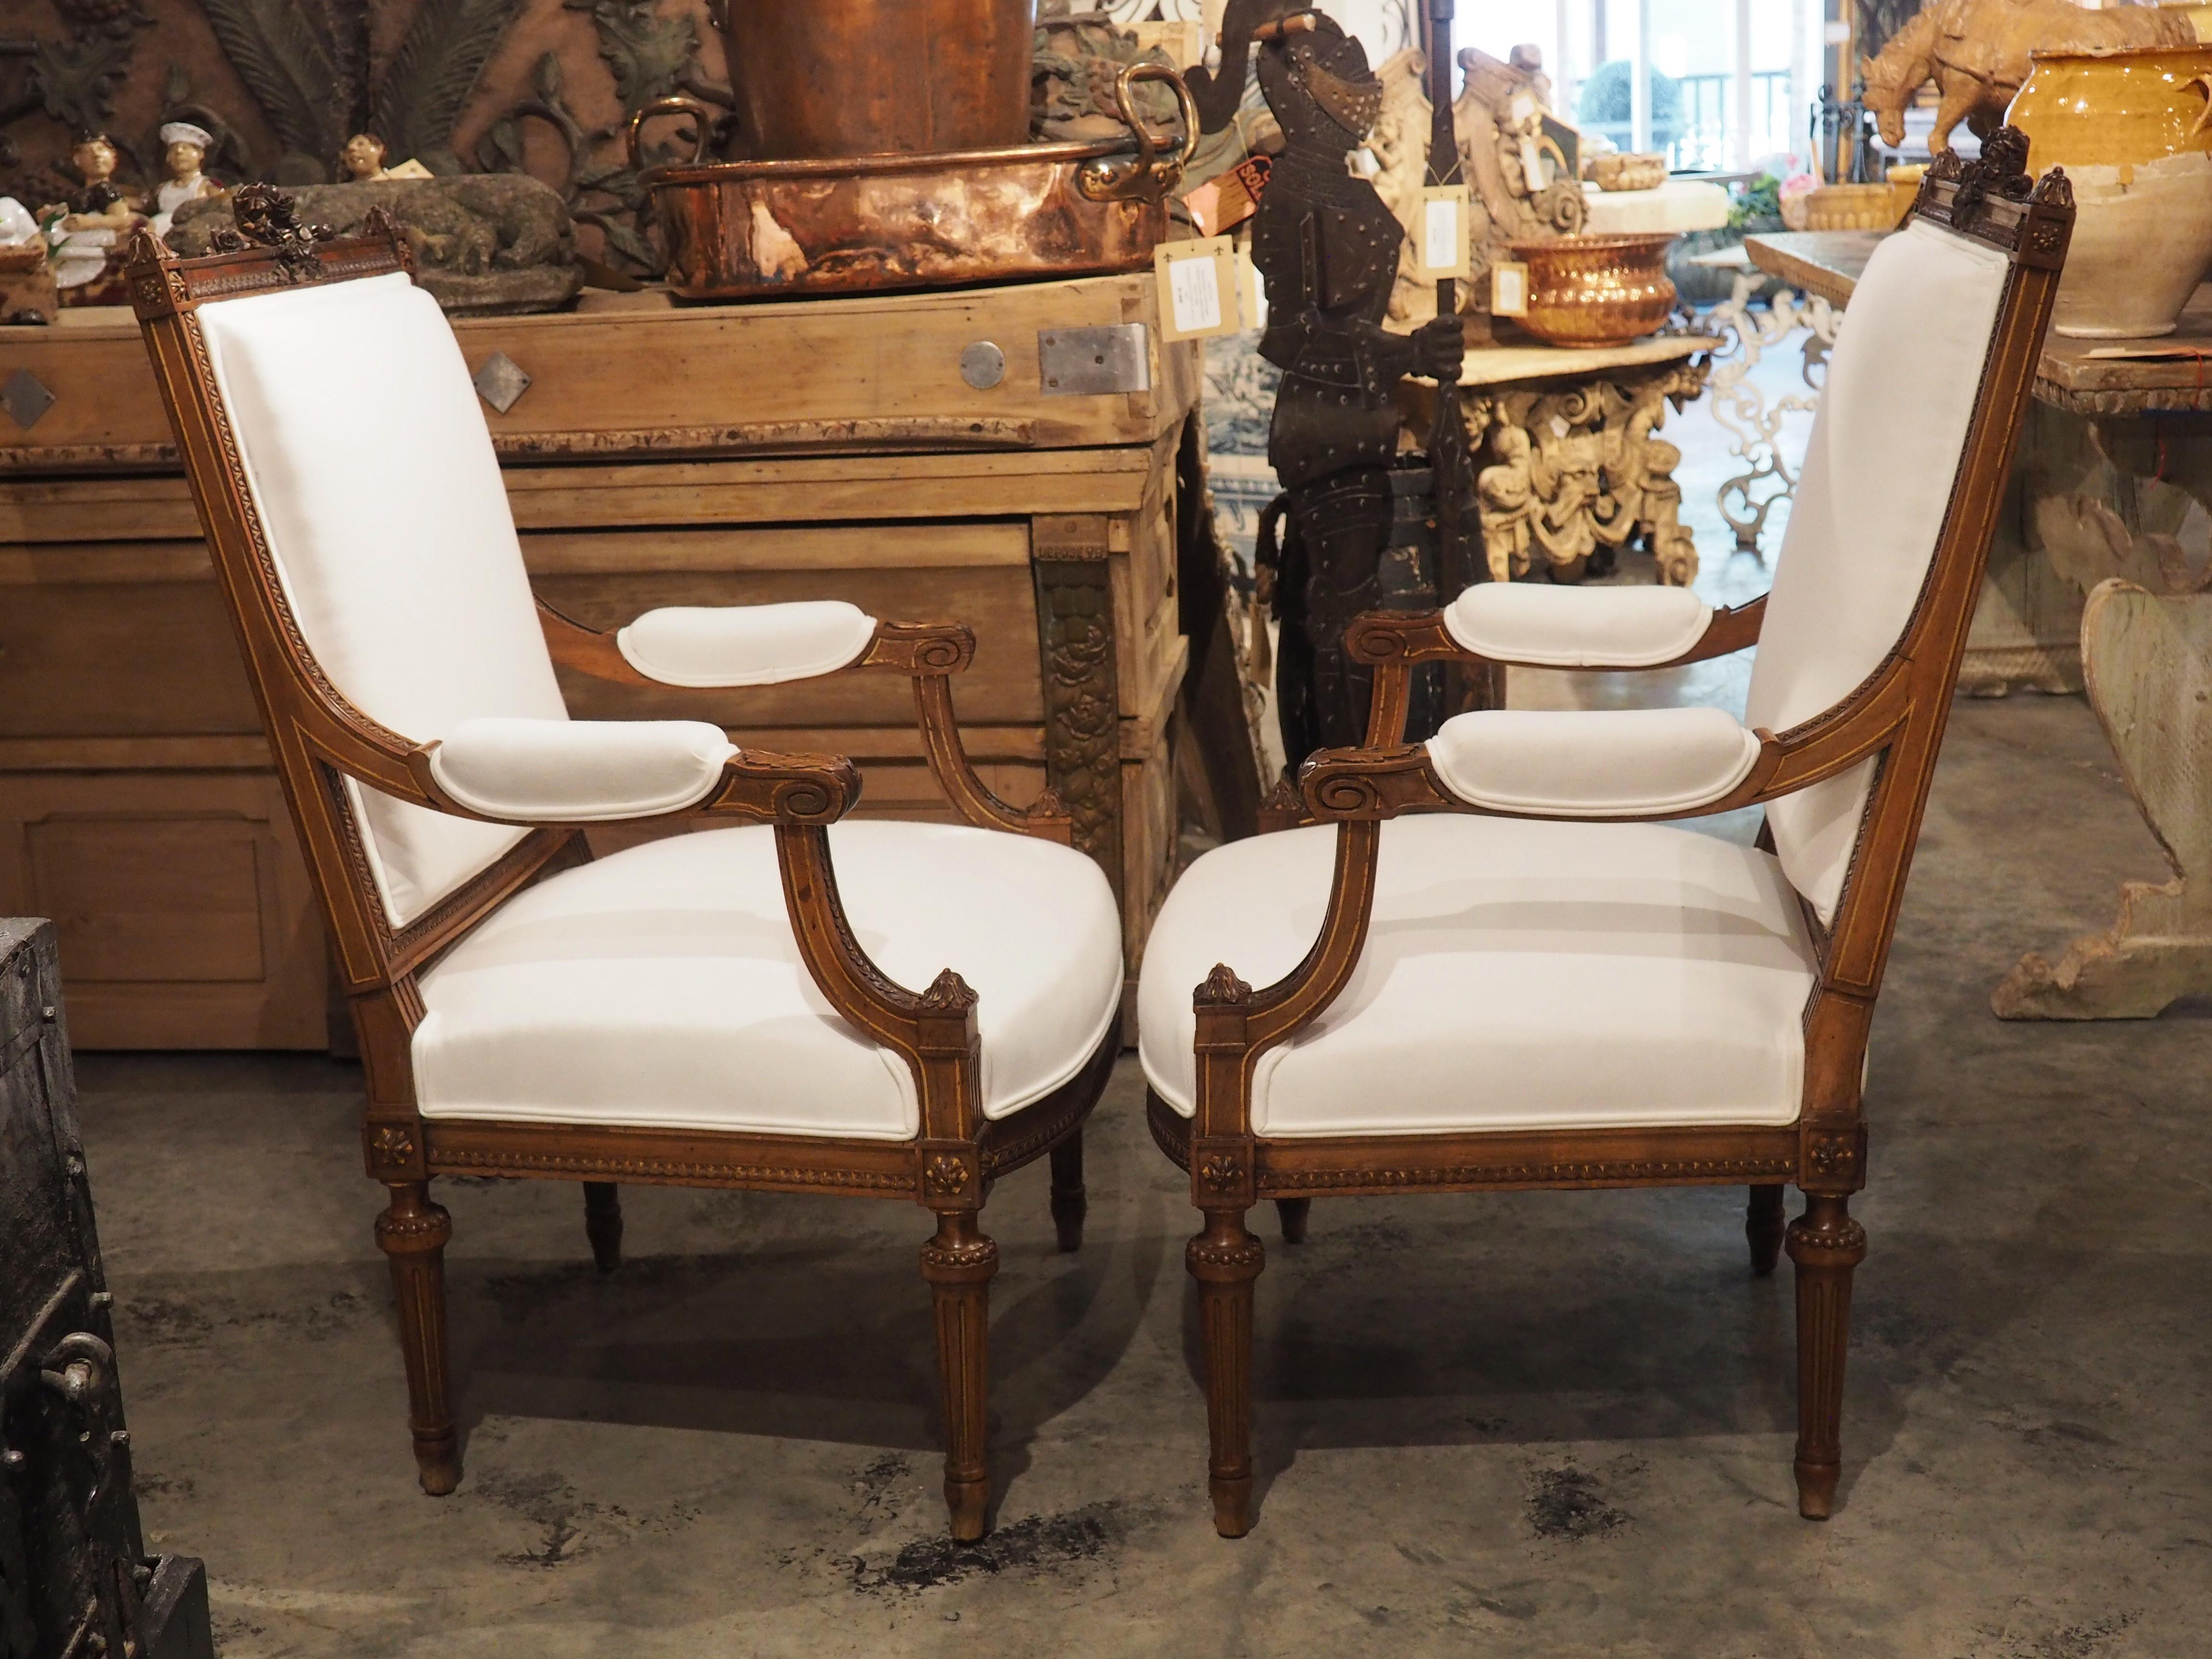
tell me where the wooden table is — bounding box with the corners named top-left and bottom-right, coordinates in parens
top-left (1747, 234), bottom-right (2212, 1020)
top-left (0, 276), bottom-right (1224, 1046)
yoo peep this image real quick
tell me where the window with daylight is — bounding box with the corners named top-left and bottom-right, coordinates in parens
top-left (1454, 0), bottom-right (1830, 176)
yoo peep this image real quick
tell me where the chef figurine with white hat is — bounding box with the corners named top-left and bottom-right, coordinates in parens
top-left (152, 120), bottom-right (224, 237)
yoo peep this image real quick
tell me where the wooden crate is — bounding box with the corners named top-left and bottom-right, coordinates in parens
top-left (0, 276), bottom-right (1202, 1048)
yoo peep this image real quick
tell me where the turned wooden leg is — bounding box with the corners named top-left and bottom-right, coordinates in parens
top-left (1274, 1198), bottom-right (1310, 1245)
top-left (1746, 1184), bottom-right (1784, 1276)
top-left (374, 1182), bottom-right (459, 1496)
top-left (921, 1211), bottom-right (998, 1541)
top-left (1786, 1192), bottom-right (1867, 1520)
top-left (1187, 1208), bottom-right (1265, 1537)
top-left (1048, 1131), bottom-right (1087, 1253)
top-left (582, 1181), bottom-right (623, 1274)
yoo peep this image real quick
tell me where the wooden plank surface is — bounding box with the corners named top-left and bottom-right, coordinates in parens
top-left (0, 273), bottom-right (1202, 469)
top-left (1742, 230), bottom-right (1884, 309)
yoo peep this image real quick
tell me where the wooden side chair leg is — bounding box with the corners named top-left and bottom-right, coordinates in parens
top-left (1274, 1198), bottom-right (1311, 1244)
top-left (1785, 1191), bottom-right (1867, 1520)
top-left (1048, 1131), bottom-right (1087, 1253)
top-left (582, 1181), bottom-right (623, 1273)
top-left (1187, 1207), bottom-right (1265, 1538)
top-left (375, 1181), bottom-right (460, 1496)
top-left (921, 1210), bottom-right (999, 1541)
top-left (1746, 1184), bottom-right (1785, 1276)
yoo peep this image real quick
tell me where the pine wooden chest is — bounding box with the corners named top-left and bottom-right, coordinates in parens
top-left (0, 274), bottom-right (1203, 1047)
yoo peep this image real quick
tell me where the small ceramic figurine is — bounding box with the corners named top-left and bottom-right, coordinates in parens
top-left (151, 121), bottom-right (224, 237)
top-left (37, 133), bottom-right (143, 301)
top-left (340, 133), bottom-right (434, 183)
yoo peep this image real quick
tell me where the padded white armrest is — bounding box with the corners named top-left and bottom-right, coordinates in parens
top-left (1425, 707), bottom-right (1762, 817)
top-left (1444, 582), bottom-right (1713, 668)
top-left (428, 718), bottom-right (738, 822)
top-left (616, 601), bottom-right (878, 688)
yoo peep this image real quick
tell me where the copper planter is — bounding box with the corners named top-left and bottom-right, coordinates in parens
top-left (632, 72), bottom-right (1196, 301)
top-left (1504, 233), bottom-right (1679, 349)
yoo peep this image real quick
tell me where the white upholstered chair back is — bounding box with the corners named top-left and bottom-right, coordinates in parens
top-left (1743, 218), bottom-right (2012, 924)
top-left (197, 271), bottom-right (566, 929)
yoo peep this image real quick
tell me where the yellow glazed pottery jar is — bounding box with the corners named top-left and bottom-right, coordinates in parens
top-left (2008, 44), bottom-right (2212, 337)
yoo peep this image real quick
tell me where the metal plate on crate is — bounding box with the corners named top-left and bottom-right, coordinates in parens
top-left (1038, 325), bottom-right (1150, 397)
top-left (1, 370), bottom-right (55, 431)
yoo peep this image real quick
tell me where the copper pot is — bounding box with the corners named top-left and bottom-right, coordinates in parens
top-left (632, 73), bottom-right (1197, 301)
top-left (719, 0), bottom-right (1037, 159)
top-left (1503, 233), bottom-right (1678, 349)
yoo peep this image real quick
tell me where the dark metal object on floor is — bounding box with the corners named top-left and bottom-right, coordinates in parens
top-left (0, 919), bottom-right (214, 1659)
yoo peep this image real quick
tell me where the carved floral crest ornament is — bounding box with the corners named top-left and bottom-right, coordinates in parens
top-left (206, 181), bottom-right (333, 280)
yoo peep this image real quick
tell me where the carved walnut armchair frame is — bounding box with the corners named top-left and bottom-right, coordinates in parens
top-left (1152, 156), bottom-right (2074, 1536)
top-left (127, 213), bottom-right (1102, 1540)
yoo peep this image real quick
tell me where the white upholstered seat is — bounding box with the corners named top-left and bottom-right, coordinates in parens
top-left (417, 820), bottom-right (1123, 1141)
top-left (1139, 817), bottom-right (1818, 1136)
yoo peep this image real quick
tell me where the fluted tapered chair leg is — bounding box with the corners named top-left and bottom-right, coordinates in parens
top-left (922, 1210), bottom-right (998, 1541)
top-left (1188, 1208), bottom-right (1264, 1537)
top-left (376, 1181), bottom-right (459, 1496)
top-left (1786, 1192), bottom-right (1866, 1520)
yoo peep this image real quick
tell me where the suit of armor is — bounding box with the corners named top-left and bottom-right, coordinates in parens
top-left (1197, 8), bottom-right (1464, 761)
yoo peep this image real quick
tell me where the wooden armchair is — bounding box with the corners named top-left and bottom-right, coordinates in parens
top-left (125, 194), bottom-right (1121, 1540)
top-left (1135, 142), bottom-right (2075, 1536)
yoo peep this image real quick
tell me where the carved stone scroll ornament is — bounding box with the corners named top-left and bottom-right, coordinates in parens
top-left (1471, 357), bottom-right (1710, 586)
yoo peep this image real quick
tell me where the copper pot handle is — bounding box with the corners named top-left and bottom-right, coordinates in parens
top-left (1084, 62), bottom-right (1201, 203)
top-left (2188, 74), bottom-right (2212, 141)
top-left (628, 95), bottom-right (716, 174)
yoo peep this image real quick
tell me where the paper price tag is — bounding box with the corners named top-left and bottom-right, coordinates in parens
top-left (1491, 260), bottom-right (1529, 317)
top-left (1154, 236), bottom-right (1243, 341)
top-left (1417, 185), bottom-right (1472, 279)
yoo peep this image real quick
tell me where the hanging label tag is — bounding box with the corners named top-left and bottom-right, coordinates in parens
top-left (1418, 185), bottom-right (1473, 279)
top-left (1155, 236), bottom-right (1243, 341)
top-left (1491, 259), bottom-right (1529, 317)
top-left (1182, 153), bottom-right (1273, 237)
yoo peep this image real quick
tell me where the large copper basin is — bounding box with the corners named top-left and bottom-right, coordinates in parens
top-left (1504, 233), bottom-right (1680, 349)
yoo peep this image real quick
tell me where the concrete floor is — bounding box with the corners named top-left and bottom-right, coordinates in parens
top-left (74, 686), bottom-right (2212, 1659)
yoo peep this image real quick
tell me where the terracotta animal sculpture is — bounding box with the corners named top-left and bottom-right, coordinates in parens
top-left (1862, 0), bottom-right (2196, 154)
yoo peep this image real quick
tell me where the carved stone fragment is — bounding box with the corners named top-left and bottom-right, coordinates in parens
top-left (168, 174), bottom-right (582, 315)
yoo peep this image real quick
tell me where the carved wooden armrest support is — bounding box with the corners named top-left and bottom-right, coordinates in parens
top-left (1298, 745), bottom-right (1460, 820)
top-left (1187, 819), bottom-right (1386, 1147)
top-left (855, 621), bottom-right (978, 676)
top-left (774, 822), bottom-right (986, 1142)
top-left (912, 675), bottom-right (1075, 845)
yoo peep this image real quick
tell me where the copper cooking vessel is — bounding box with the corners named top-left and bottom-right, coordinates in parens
top-left (632, 72), bottom-right (1196, 301)
top-left (719, 0), bottom-right (1037, 159)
